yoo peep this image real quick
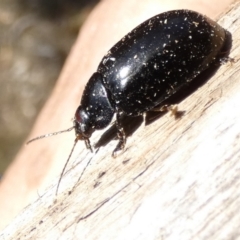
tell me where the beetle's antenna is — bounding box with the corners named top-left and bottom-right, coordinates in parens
top-left (56, 137), bottom-right (78, 195)
top-left (26, 127), bottom-right (75, 145)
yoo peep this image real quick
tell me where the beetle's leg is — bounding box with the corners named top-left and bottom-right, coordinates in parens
top-left (112, 111), bottom-right (126, 158)
top-left (152, 104), bottom-right (178, 113)
top-left (84, 138), bottom-right (93, 153)
top-left (219, 56), bottom-right (234, 65)
top-left (151, 104), bottom-right (184, 119)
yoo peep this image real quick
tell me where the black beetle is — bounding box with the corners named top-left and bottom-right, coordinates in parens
top-left (74, 9), bottom-right (229, 157)
top-left (28, 9), bottom-right (230, 192)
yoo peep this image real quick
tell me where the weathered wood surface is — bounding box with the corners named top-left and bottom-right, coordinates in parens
top-left (1, 1), bottom-right (240, 239)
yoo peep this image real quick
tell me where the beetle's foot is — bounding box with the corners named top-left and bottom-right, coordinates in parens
top-left (166, 105), bottom-right (185, 119)
top-left (152, 104), bottom-right (177, 113)
top-left (112, 127), bottom-right (126, 157)
top-left (152, 104), bottom-right (185, 119)
top-left (161, 104), bottom-right (178, 114)
top-left (151, 104), bottom-right (176, 112)
top-left (219, 56), bottom-right (235, 65)
top-left (112, 139), bottom-right (126, 158)
top-left (113, 124), bottom-right (126, 157)
top-left (84, 138), bottom-right (93, 152)
top-left (112, 111), bottom-right (127, 157)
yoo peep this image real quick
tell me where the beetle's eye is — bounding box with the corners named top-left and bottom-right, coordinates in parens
top-left (74, 106), bottom-right (93, 137)
top-left (75, 106), bottom-right (88, 124)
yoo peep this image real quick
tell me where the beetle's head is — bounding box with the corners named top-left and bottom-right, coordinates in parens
top-left (74, 105), bottom-right (94, 151)
top-left (26, 105), bottom-right (94, 195)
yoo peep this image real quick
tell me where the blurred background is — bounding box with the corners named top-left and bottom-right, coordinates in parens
top-left (0, 0), bottom-right (99, 173)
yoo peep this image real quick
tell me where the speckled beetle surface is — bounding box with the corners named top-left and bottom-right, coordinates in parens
top-left (74, 9), bottom-right (229, 157)
top-left (28, 9), bottom-right (230, 160)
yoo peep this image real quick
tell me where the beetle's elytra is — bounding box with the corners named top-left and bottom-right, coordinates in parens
top-left (74, 9), bottom-right (230, 157)
top-left (28, 9), bottom-right (231, 158)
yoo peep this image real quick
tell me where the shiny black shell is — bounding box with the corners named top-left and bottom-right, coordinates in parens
top-left (75, 9), bottom-right (228, 148)
top-left (97, 9), bottom-right (226, 116)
